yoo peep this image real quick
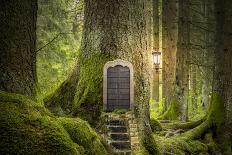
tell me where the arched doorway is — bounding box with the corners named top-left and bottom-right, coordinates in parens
top-left (103, 59), bottom-right (134, 112)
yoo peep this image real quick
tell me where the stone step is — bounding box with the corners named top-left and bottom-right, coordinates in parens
top-left (110, 141), bottom-right (131, 150)
top-left (107, 119), bottom-right (126, 126)
top-left (113, 150), bottom-right (131, 155)
top-left (108, 126), bottom-right (127, 133)
top-left (110, 133), bottom-right (130, 141)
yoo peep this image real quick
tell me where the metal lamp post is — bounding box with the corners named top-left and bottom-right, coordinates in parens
top-left (152, 50), bottom-right (161, 101)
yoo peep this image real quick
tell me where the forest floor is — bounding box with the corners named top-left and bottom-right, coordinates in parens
top-left (153, 120), bottom-right (221, 155)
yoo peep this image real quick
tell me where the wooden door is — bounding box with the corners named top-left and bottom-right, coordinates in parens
top-left (107, 65), bottom-right (130, 111)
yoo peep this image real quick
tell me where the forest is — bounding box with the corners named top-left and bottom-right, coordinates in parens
top-left (0, 0), bottom-right (231, 155)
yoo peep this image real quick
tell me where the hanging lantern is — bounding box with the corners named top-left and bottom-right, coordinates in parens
top-left (152, 50), bottom-right (161, 65)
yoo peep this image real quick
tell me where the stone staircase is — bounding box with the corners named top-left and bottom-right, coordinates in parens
top-left (107, 118), bottom-right (132, 155)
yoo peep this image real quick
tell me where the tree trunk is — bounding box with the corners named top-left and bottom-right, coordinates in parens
top-left (162, 0), bottom-right (178, 112)
top-left (45, 0), bottom-right (159, 153)
top-left (201, 0), bottom-right (215, 109)
top-left (189, 64), bottom-right (198, 111)
top-left (214, 0), bottom-right (232, 153)
top-left (174, 0), bottom-right (190, 121)
top-left (159, 0), bottom-right (190, 121)
top-left (152, 0), bottom-right (160, 101)
top-left (0, 0), bottom-right (38, 97)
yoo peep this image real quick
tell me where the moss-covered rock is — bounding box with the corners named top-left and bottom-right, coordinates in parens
top-left (155, 135), bottom-right (208, 155)
top-left (58, 117), bottom-right (107, 155)
top-left (0, 91), bottom-right (107, 155)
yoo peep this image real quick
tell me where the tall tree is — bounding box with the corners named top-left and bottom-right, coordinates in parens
top-left (213, 0), bottom-right (232, 152)
top-left (151, 0), bottom-right (160, 101)
top-left (0, 0), bottom-right (38, 97)
top-left (159, 0), bottom-right (190, 121)
top-left (45, 0), bottom-right (159, 153)
top-left (162, 0), bottom-right (178, 111)
top-left (174, 0), bottom-right (190, 121)
top-left (200, 0), bottom-right (215, 109)
top-left (180, 1), bottom-right (232, 153)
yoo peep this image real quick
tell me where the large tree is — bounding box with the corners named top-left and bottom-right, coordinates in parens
top-left (159, 0), bottom-right (190, 121)
top-left (45, 0), bottom-right (159, 153)
top-left (0, 1), bottom-right (108, 155)
top-left (213, 0), bottom-right (232, 152)
top-left (161, 0), bottom-right (178, 112)
top-left (0, 0), bottom-right (38, 97)
top-left (178, 0), bottom-right (232, 153)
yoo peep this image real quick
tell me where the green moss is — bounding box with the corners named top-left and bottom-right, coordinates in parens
top-left (58, 117), bottom-right (107, 155)
top-left (158, 99), bottom-right (180, 120)
top-left (150, 119), bottom-right (162, 132)
top-left (155, 135), bottom-right (208, 155)
top-left (0, 97), bottom-right (82, 154)
top-left (73, 53), bottom-right (115, 123)
top-left (161, 119), bottom-right (205, 130)
top-left (113, 108), bottom-right (129, 114)
top-left (143, 135), bottom-right (161, 155)
top-left (133, 147), bottom-right (150, 155)
top-left (0, 92), bottom-right (107, 155)
top-left (207, 93), bottom-right (225, 127)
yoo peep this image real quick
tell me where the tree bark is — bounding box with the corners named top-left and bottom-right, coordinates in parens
top-left (183, 1), bottom-right (232, 153)
top-left (152, 0), bottom-right (160, 101)
top-left (162, 0), bottom-right (178, 112)
top-left (214, 0), bottom-right (232, 152)
top-left (160, 0), bottom-right (190, 121)
top-left (0, 0), bottom-right (38, 97)
top-left (201, 0), bottom-right (215, 109)
top-left (45, 0), bottom-right (159, 153)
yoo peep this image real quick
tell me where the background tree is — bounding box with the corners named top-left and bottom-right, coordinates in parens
top-left (0, 0), bottom-right (38, 97)
top-left (0, 1), bottom-right (108, 154)
top-left (187, 0), bottom-right (215, 119)
top-left (161, 0), bottom-right (178, 112)
top-left (159, 0), bottom-right (190, 121)
top-left (213, 0), bottom-right (232, 152)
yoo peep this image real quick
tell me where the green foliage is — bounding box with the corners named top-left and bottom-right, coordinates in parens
top-left (150, 98), bottom-right (164, 119)
top-left (188, 95), bottom-right (207, 121)
top-left (36, 0), bottom-right (83, 99)
top-left (0, 92), bottom-right (107, 155)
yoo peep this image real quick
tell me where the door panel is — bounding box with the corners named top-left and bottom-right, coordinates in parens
top-left (107, 65), bottom-right (130, 111)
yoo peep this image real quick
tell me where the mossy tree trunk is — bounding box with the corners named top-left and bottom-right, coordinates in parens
top-left (45, 0), bottom-right (159, 153)
top-left (162, 0), bottom-right (178, 112)
top-left (213, 0), bottom-right (232, 152)
top-left (151, 0), bottom-right (160, 102)
top-left (0, 0), bottom-right (38, 97)
top-left (201, 0), bottom-right (215, 109)
top-left (159, 0), bottom-right (190, 121)
top-left (189, 64), bottom-right (198, 111)
top-left (76, 0), bottom-right (155, 151)
top-left (180, 0), bottom-right (231, 153)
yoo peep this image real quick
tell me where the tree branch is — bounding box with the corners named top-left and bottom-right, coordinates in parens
top-left (36, 32), bottom-right (73, 53)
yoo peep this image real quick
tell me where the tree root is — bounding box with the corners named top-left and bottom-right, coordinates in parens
top-left (161, 118), bottom-right (205, 130)
top-left (44, 62), bottom-right (80, 115)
